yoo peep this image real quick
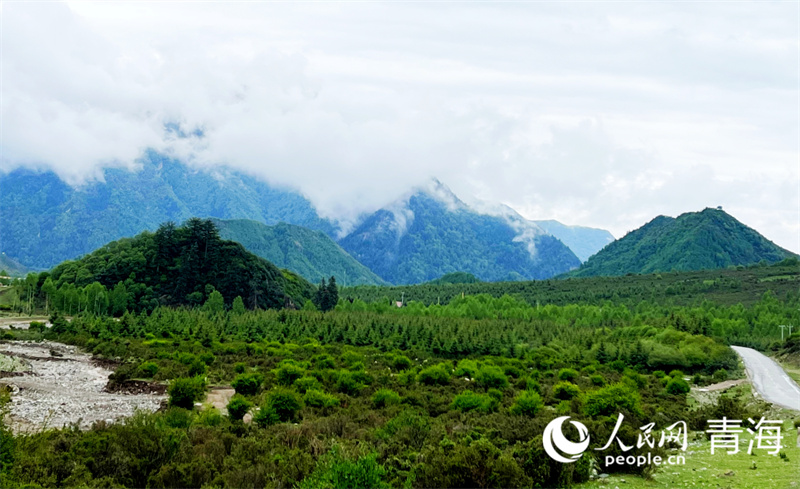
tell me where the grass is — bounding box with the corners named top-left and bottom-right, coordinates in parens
top-left (578, 378), bottom-right (800, 489)
top-left (578, 426), bottom-right (800, 489)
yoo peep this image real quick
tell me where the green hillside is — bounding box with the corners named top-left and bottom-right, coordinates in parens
top-left (46, 218), bottom-right (315, 313)
top-left (427, 272), bottom-right (481, 285)
top-left (339, 182), bottom-right (580, 284)
top-left (569, 208), bottom-right (796, 277)
top-left (0, 253), bottom-right (30, 277)
top-left (212, 218), bottom-right (387, 286)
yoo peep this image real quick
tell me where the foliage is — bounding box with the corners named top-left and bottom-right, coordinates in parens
top-left (665, 377), bottom-right (691, 395)
top-left (212, 218), bottom-right (387, 286)
top-left (372, 389), bottom-right (402, 408)
top-left (451, 390), bottom-right (499, 413)
top-left (475, 365), bottom-right (509, 390)
top-left (168, 376), bottom-right (206, 409)
top-left (584, 382), bottom-right (642, 417)
top-left (552, 381), bottom-right (580, 400)
top-left (510, 390), bottom-right (544, 416)
top-left (418, 363), bottom-right (451, 386)
top-left (226, 395), bottom-right (253, 421)
top-left (298, 447), bottom-right (388, 489)
top-left (570, 208), bottom-right (796, 278)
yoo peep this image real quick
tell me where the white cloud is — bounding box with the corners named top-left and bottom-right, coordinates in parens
top-left (1, 1), bottom-right (797, 252)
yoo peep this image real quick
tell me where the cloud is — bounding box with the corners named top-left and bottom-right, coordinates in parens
top-left (1, 1), bottom-right (797, 252)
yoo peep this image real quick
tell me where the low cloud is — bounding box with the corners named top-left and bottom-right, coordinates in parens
top-left (1, 2), bottom-right (797, 251)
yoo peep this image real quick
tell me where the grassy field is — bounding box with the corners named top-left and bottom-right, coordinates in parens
top-left (578, 382), bottom-right (800, 489)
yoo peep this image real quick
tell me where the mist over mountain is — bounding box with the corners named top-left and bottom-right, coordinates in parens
top-left (569, 208), bottom-right (797, 277)
top-left (0, 151), bottom-right (337, 269)
top-left (339, 180), bottom-right (581, 284)
top-left (211, 218), bottom-right (387, 286)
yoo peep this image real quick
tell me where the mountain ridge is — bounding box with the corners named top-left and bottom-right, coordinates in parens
top-left (568, 208), bottom-right (797, 277)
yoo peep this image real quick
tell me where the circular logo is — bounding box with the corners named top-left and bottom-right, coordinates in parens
top-left (542, 416), bottom-right (591, 463)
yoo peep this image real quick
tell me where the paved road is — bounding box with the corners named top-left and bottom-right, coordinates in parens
top-left (731, 346), bottom-right (800, 411)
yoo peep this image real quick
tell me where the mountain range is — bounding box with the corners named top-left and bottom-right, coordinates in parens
top-left (4, 154), bottom-right (790, 285)
top-left (569, 208), bottom-right (797, 277)
top-left (0, 155), bottom-right (611, 284)
top-left (339, 180), bottom-right (581, 283)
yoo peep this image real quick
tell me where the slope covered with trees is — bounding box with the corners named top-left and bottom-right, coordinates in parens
top-left (569, 208), bottom-right (796, 277)
top-left (339, 182), bottom-right (580, 284)
top-left (212, 219), bottom-right (387, 286)
top-left (38, 218), bottom-right (315, 314)
top-left (0, 151), bottom-right (337, 270)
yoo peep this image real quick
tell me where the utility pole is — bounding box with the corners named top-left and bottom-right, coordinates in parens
top-left (779, 325), bottom-right (788, 341)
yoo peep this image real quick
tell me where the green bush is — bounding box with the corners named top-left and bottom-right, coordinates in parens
top-left (510, 390), bottom-right (544, 417)
top-left (168, 376), bottom-right (206, 409)
top-left (454, 359), bottom-right (479, 378)
top-left (552, 381), bottom-right (580, 400)
top-left (475, 365), bottom-right (509, 390)
top-left (712, 369), bottom-right (728, 382)
top-left (304, 389), bottom-right (340, 410)
top-left (336, 371), bottom-right (365, 396)
top-left (163, 407), bottom-right (193, 428)
top-left (590, 374), bottom-right (605, 386)
top-left (451, 390), bottom-right (498, 413)
top-left (226, 394), bottom-right (253, 421)
top-left (666, 377), bottom-right (690, 395)
top-left (199, 352), bottom-right (215, 366)
top-left (294, 376), bottom-right (322, 394)
top-left (584, 382), bottom-right (642, 417)
top-left (274, 363), bottom-right (306, 386)
top-left (669, 370), bottom-right (684, 378)
top-left (231, 372), bottom-right (264, 396)
top-left (557, 368), bottom-right (579, 382)
top-left (372, 388), bottom-right (402, 408)
top-left (653, 370), bottom-right (666, 378)
top-left (313, 354), bottom-right (336, 370)
top-left (256, 389), bottom-right (304, 426)
top-left (298, 447), bottom-right (388, 489)
top-left (137, 361), bottom-right (159, 378)
top-left (188, 359), bottom-right (207, 377)
top-left (418, 364), bottom-right (451, 386)
top-left (233, 362), bottom-right (247, 374)
top-left (390, 355), bottom-right (412, 371)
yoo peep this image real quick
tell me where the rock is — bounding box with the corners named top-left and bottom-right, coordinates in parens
top-left (723, 470), bottom-right (735, 476)
top-left (599, 474), bottom-right (609, 479)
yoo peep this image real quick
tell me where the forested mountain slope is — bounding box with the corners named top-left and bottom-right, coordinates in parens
top-left (0, 151), bottom-right (337, 269)
top-left (46, 218), bottom-right (314, 313)
top-left (569, 208), bottom-right (796, 277)
top-left (339, 180), bottom-right (580, 284)
top-left (212, 218), bottom-right (387, 286)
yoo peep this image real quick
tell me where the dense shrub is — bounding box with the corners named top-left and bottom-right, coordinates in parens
top-left (712, 369), bottom-right (728, 382)
top-left (304, 389), bottom-right (340, 410)
top-left (231, 372), bottom-right (264, 396)
top-left (557, 368), bottom-right (579, 382)
top-left (294, 376), bottom-right (322, 394)
top-left (454, 359), bottom-right (479, 378)
top-left (418, 364), bottom-right (451, 386)
top-left (584, 382), bottom-right (642, 417)
top-left (226, 394), bottom-right (252, 421)
top-left (298, 447), bottom-right (388, 489)
top-left (167, 376), bottom-right (206, 409)
top-left (510, 390), bottom-right (544, 417)
top-left (390, 355), bottom-right (412, 371)
top-left (552, 381), bottom-right (580, 400)
top-left (590, 374), bottom-right (605, 386)
top-left (275, 363), bottom-right (306, 386)
top-left (256, 389), bottom-right (304, 426)
top-left (476, 365), bottom-right (509, 390)
top-left (372, 388), bottom-right (402, 408)
top-left (451, 390), bottom-right (498, 413)
top-left (665, 377), bottom-right (690, 395)
top-left (138, 361), bottom-right (159, 378)
top-left (336, 371), bottom-right (365, 396)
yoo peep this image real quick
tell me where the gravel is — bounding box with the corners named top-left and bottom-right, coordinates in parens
top-left (0, 341), bottom-right (165, 432)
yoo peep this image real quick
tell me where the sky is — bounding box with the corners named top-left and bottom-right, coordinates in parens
top-left (1, 1), bottom-right (798, 252)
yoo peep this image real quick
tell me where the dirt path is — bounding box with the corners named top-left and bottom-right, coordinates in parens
top-left (205, 387), bottom-right (252, 423)
top-left (0, 341), bottom-right (165, 433)
top-left (695, 378), bottom-right (748, 392)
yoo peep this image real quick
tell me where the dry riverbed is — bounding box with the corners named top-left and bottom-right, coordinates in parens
top-left (0, 341), bottom-right (165, 432)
